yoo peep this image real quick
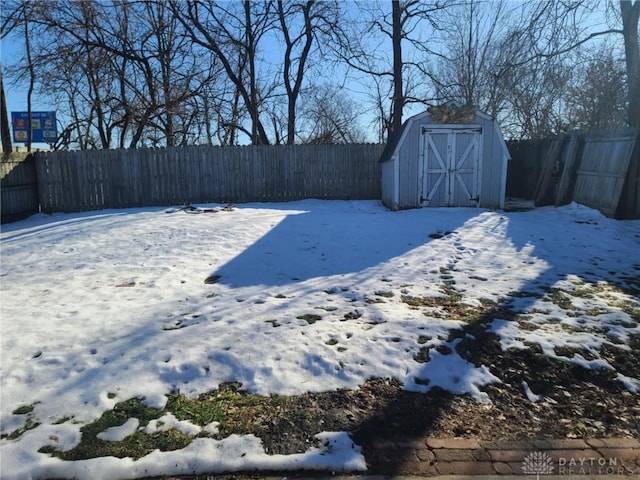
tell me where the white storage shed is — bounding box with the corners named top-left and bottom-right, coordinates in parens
top-left (380, 105), bottom-right (510, 210)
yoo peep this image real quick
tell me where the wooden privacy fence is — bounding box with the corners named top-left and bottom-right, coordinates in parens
top-left (1, 153), bottom-right (39, 223)
top-left (3, 132), bottom-right (638, 221)
top-left (31, 143), bottom-right (384, 214)
top-left (572, 129), bottom-right (639, 218)
top-left (507, 128), bottom-right (640, 219)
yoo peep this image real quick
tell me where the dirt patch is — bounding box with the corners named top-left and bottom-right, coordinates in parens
top-left (255, 347), bottom-right (639, 457)
top-left (21, 276), bottom-right (640, 473)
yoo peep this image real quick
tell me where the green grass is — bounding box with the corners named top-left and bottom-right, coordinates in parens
top-left (297, 313), bottom-right (322, 324)
top-left (12, 405), bottom-right (35, 415)
top-left (39, 384), bottom-right (305, 461)
top-left (2, 404), bottom-right (40, 441)
top-left (51, 398), bottom-right (173, 460)
top-left (414, 347), bottom-right (431, 363)
top-left (544, 287), bottom-right (574, 310)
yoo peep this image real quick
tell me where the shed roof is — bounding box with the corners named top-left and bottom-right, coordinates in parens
top-left (378, 118), bottom-right (411, 164)
top-left (379, 107), bottom-right (510, 164)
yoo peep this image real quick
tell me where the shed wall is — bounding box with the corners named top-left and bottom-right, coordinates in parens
top-left (396, 126), bottom-right (421, 208)
top-left (381, 159), bottom-right (397, 209)
top-left (381, 110), bottom-right (508, 210)
top-left (478, 119), bottom-right (506, 209)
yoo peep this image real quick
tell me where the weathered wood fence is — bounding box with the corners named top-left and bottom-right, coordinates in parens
top-left (573, 129), bottom-right (639, 218)
top-left (506, 128), bottom-right (640, 219)
top-left (1, 153), bottom-right (39, 223)
top-left (8, 143), bottom-right (383, 218)
top-left (3, 130), bottom-right (639, 222)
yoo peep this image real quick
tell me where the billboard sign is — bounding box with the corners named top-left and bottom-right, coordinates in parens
top-left (11, 111), bottom-right (57, 144)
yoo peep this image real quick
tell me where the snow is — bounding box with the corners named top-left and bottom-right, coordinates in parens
top-left (2, 432), bottom-right (365, 480)
top-left (405, 338), bottom-right (501, 402)
top-left (1, 199), bottom-right (639, 479)
top-left (141, 413), bottom-right (202, 437)
top-left (97, 418), bottom-right (140, 442)
top-left (521, 381), bottom-right (543, 403)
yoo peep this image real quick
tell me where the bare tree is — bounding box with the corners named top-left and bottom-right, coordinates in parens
top-left (172, 0), bottom-right (273, 145)
top-left (0, 69), bottom-right (12, 153)
top-left (565, 45), bottom-right (628, 130)
top-left (299, 84), bottom-right (366, 143)
top-left (621, 0), bottom-right (640, 127)
top-left (391, 0), bottom-right (403, 135)
top-left (2, 1), bottom-right (39, 150)
top-left (276, 0), bottom-right (341, 144)
top-left (505, 0), bottom-right (639, 129)
top-left (332, 0), bottom-right (447, 140)
top-left (502, 54), bottom-right (572, 139)
top-left (433, 0), bottom-right (511, 117)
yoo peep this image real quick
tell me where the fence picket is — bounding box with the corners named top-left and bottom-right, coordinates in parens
top-left (7, 144), bottom-right (384, 215)
top-left (573, 130), bottom-right (638, 217)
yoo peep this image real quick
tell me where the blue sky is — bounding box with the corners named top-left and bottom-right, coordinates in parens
top-left (2, 33), bottom-right (60, 149)
top-left (0, 1), bottom-right (623, 148)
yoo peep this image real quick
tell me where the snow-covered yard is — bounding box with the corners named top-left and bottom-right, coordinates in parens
top-left (1, 199), bottom-right (639, 479)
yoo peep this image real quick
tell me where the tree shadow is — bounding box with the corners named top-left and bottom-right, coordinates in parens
top-left (342, 207), bottom-right (640, 474)
top-left (206, 201), bottom-right (475, 288)
top-left (5, 202), bottom-right (637, 477)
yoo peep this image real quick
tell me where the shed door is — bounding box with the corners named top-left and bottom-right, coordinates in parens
top-left (419, 127), bottom-right (482, 207)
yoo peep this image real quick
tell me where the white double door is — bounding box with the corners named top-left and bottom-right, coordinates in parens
top-left (419, 126), bottom-right (482, 207)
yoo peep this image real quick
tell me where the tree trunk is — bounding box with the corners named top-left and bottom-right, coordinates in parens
top-left (0, 70), bottom-right (12, 154)
top-left (620, 1), bottom-right (640, 128)
top-left (391, 0), bottom-right (403, 136)
top-left (24, 2), bottom-right (34, 151)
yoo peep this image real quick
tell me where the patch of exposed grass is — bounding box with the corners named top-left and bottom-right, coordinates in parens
top-left (404, 288), bottom-right (494, 324)
top-left (52, 416), bottom-right (74, 425)
top-left (168, 383), bottom-right (290, 437)
top-left (3, 418), bottom-right (40, 440)
top-left (365, 297), bottom-right (386, 304)
top-left (436, 345), bottom-right (453, 355)
top-left (559, 323), bottom-right (608, 335)
top-left (265, 319), bottom-right (281, 327)
top-left (297, 313), bottom-right (322, 324)
top-left (414, 347), bottom-right (431, 363)
top-left (544, 287), bottom-right (574, 310)
top-left (51, 384), bottom-right (305, 461)
top-left (616, 300), bottom-right (640, 321)
top-left (325, 339), bottom-right (338, 346)
top-left (570, 287), bottom-right (595, 298)
top-left (374, 290), bottom-right (394, 298)
top-left (401, 295), bottom-right (437, 307)
top-left (47, 398), bottom-right (172, 460)
top-left (582, 307), bottom-right (610, 316)
top-left (12, 404), bottom-right (35, 415)
top-left (401, 286), bottom-right (462, 309)
top-left (2, 403), bottom-right (41, 440)
top-left (506, 290), bottom-right (540, 298)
